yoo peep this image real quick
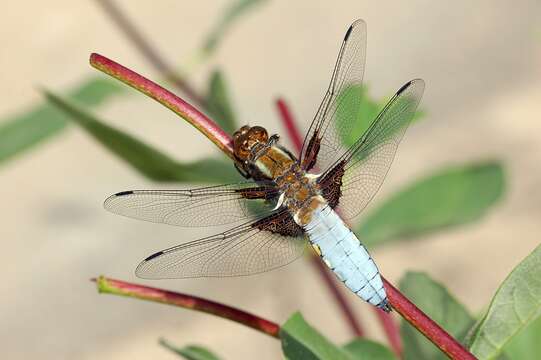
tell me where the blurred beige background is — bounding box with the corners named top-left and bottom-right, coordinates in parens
top-left (1, 1), bottom-right (541, 359)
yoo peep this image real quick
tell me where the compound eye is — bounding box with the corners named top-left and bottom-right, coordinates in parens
top-left (249, 126), bottom-right (268, 143)
top-left (239, 125), bottom-right (250, 135)
top-left (233, 125), bottom-right (250, 140)
top-left (234, 139), bottom-right (250, 159)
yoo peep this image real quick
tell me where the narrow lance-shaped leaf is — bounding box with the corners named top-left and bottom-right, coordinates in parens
top-left (0, 77), bottom-right (123, 166)
top-left (159, 338), bottom-right (222, 360)
top-left (343, 338), bottom-right (397, 360)
top-left (399, 272), bottom-right (475, 360)
top-left (280, 312), bottom-right (352, 360)
top-left (42, 89), bottom-right (240, 184)
top-left (202, 0), bottom-right (269, 57)
top-left (205, 69), bottom-right (238, 134)
top-left (357, 161), bottom-right (505, 248)
top-left (467, 243), bottom-right (541, 359)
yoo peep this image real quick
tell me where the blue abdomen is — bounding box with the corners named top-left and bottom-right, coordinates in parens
top-left (304, 203), bottom-right (389, 311)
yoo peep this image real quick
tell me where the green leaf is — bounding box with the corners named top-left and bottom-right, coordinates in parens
top-left (337, 85), bottom-right (386, 148)
top-left (205, 70), bottom-right (238, 134)
top-left (203, 0), bottom-right (268, 56)
top-left (357, 161), bottom-right (505, 248)
top-left (0, 76), bottom-right (122, 166)
top-left (467, 244), bottom-right (541, 359)
top-left (43, 89), bottom-right (240, 183)
top-left (504, 315), bottom-right (541, 360)
top-left (399, 272), bottom-right (475, 360)
top-left (337, 84), bottom-right (425, 149)
top-left (343, 338), bottom-right (397, 360)
top-left (280, 312), bottom-right (352, 360)
top-left (159, 338), bottom-right (222, 360)
top-left (70, 77), bottom-right (125, 103)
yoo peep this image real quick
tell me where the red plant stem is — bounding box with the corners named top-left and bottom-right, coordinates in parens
top-left (275, 97), bottom-right (475, 360)
top-left (374, 306), bottom-right (403, 356)
top-left (276, 98), bottom-right (304, 151)
top-left (93, 276), bottom-right (280, 338)
top-left (384, 279), bottom-right (476, 360)
top-left (276, 98), bottom-right (364, 338)
top-left (90, 56), bottom-right (476, 359)
top-left (94, 0), bottom-right (207, 108)
top-left (90, 53), bottom-right (234, 160)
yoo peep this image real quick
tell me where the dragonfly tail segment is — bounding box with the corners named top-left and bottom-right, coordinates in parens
top-left (301, 199), bottom-right (390, 311)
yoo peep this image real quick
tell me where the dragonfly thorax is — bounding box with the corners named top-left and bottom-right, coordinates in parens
top-left (273, 164), bottom-right (324, 226)
top-left (236, 133), bottom-right (324, 226)
top-left (232, 127), bottom-right (327, 226)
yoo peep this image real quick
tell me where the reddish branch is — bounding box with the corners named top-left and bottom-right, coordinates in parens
top-left (275, 98), bottom-right (304, 151)
top-left (93, 276), bottom-right (280, 338)
top-left (90, 53), bottom-right (234, 159)
top-left (91, 53), bottom-right (477, 360)
top-left (384, 280), bottom-right (476, 360)
top-left (374, 304), bottom-right (403, 356)
top-left (95, 0), bottom-right (207, 108)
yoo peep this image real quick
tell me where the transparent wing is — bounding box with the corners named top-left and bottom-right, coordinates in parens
top-left (136, 209), bottom-right (305, 279)
top-left (301, 19), bottom-right (366, 172)
top-left (104, 182), bottom-right (280, 228)
top-left (318, 79), bottom-right (425, 219)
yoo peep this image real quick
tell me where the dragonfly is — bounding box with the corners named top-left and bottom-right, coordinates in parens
top-left (104, 19), bottom-right (424, 312)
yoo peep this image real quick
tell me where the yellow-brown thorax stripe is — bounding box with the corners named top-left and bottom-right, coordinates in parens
top-left (255, 146), bottom-right (325, 226)
top-left (254, 146), bottom-right (295, 179)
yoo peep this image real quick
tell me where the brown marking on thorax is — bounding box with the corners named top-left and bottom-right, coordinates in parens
top-left (255, 147), bottom-right (295, 179)
top-left (273, 162), bottom-right (325, 227)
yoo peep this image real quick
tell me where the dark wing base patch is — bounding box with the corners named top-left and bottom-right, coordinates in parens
top-left (318, 160), bottom-right (346, 209)
top-left (252, 210), bottom-right (304, 237)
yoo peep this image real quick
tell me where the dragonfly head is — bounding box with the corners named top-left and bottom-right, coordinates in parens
top-left (233, 125), bottom-right (270, 162)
